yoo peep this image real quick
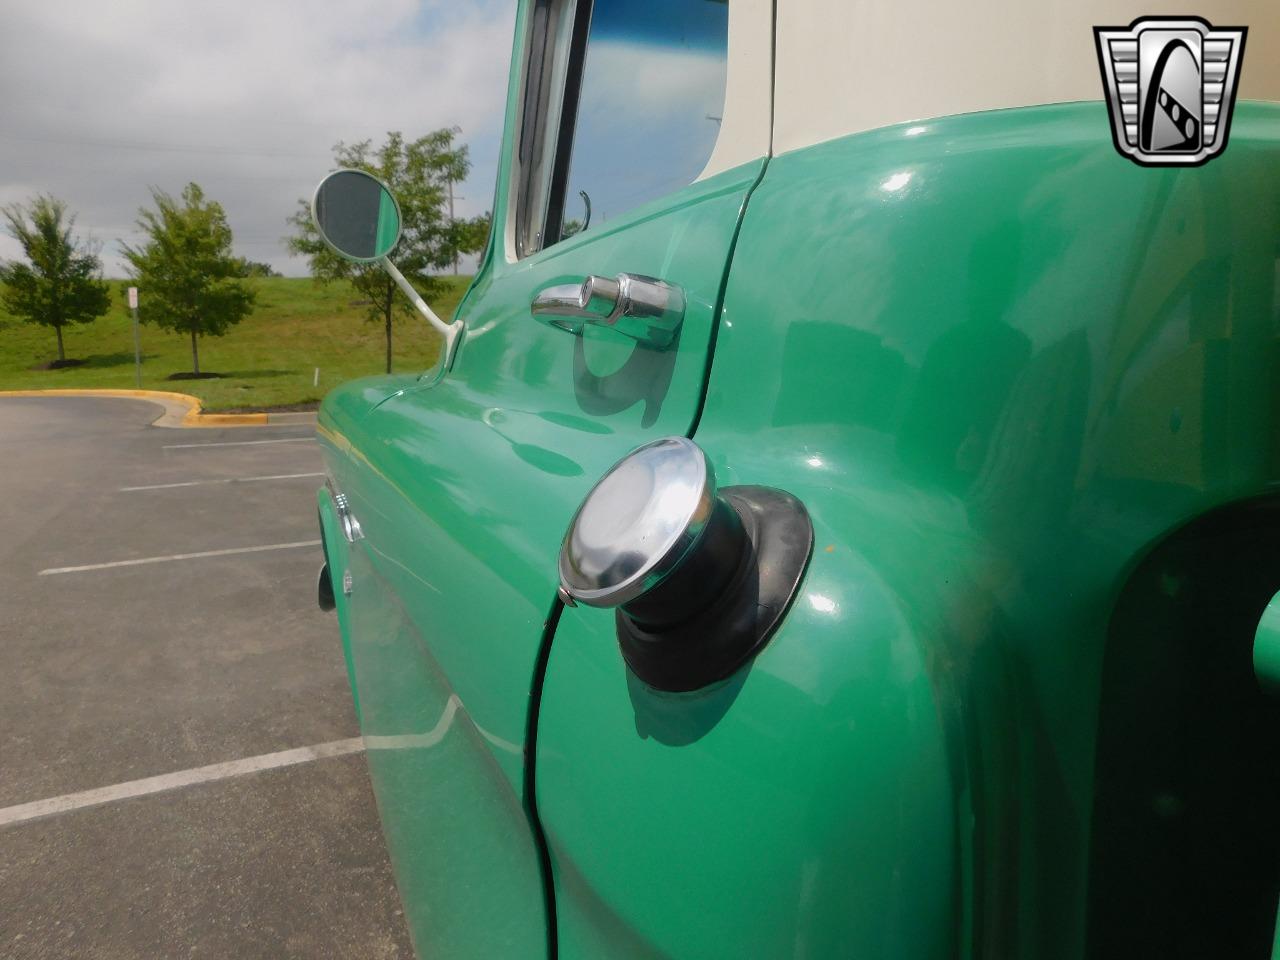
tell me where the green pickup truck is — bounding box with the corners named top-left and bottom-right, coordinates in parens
top-left (313, 0), bottom-right (1280, 956)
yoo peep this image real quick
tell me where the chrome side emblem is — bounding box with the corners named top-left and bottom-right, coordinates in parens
top-left (1094, 17), bottom-right (1246, 167)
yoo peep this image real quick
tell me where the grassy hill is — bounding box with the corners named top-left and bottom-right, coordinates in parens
top-left (0, 275), bottom-right (473, 411)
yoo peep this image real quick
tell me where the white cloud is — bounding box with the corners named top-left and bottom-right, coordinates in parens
top-left (580, 40), bottom-right (726, 122)
top-left (0, 0), bottom-right (516, 276)
top-left (566, 40), bottom-right (727, 220)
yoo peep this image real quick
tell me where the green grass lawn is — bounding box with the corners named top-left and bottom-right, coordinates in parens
top-left (0, 276), bottom-right (472, 411)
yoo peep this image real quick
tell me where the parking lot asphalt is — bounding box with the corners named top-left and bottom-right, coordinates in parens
top-left (0, 396), bottom-right (413, 959)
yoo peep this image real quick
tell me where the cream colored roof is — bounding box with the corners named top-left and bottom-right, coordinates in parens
top-left (772, 0), bottom-right (1279, 154)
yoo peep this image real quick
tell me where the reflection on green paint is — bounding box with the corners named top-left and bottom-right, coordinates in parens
top-left (1255, 590), bottom-right (1280, 696)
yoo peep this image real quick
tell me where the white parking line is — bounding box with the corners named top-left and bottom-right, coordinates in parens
top-left (0, 738), bottom-right (365, 828)
top-left (164, 437), bottom-right (314, 450)
top-left (39, 540), bottom-right (322, 576)
top-left (120, 472), bottom-right (325, 492)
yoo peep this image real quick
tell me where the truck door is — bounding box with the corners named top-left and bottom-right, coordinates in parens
top-left (322, 0), bottom-right (771, 954)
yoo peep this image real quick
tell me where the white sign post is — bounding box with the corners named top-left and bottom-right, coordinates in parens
top-left (128, 287), bottom-right (141, 388)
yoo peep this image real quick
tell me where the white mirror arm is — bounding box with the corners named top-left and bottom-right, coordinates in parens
top-left (379, 256), bottom-right (463, 370)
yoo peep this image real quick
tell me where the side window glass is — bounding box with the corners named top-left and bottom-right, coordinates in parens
top-left (516, 0), bottom-right (729, 257)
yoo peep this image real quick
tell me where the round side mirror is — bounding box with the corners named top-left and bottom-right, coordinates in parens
top-left (311, 169), bottom-right (402, 263)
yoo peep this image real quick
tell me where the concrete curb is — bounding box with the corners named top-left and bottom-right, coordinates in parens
top-left (0, 389), bottom-right (280, 428)
top-left (263, 411), bottom-right (320, 426)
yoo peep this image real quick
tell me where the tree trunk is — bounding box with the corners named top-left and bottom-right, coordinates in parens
top-left (55, 325), bottom-right (65, 362)
top-left (384, 277), bottom-right (394, 375)
top-left (190, 329), bottom-right (200, 376)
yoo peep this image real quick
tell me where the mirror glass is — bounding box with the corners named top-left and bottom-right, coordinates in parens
top-left (312, 169), bottom-right (401, 262)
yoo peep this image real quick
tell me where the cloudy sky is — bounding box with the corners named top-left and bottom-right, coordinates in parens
top-left (0, 0), bottom-right (516, 277)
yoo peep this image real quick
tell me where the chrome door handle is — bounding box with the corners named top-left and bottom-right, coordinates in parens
top-left (330, 488), bottom-right (364, 543)
top-left (531, 274), bottom-right (684, 349)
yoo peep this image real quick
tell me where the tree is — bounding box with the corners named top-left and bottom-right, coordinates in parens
top-left (288, 129), bottom-right (490, 374)
top-left (451, 208), bottom-right (492, 262)
top-left (0, 196), bottom-right (111, 363)
top-left (238, 259), bottom-right (280, 278)
top-left (121, 183), bottom-right (255, 376)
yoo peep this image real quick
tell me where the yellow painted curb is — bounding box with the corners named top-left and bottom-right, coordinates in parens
top-left (0, 389), bottom-right (270, 428)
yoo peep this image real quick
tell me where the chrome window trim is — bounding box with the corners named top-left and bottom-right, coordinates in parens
top-left (511, 0), bottom-right (590, 259)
